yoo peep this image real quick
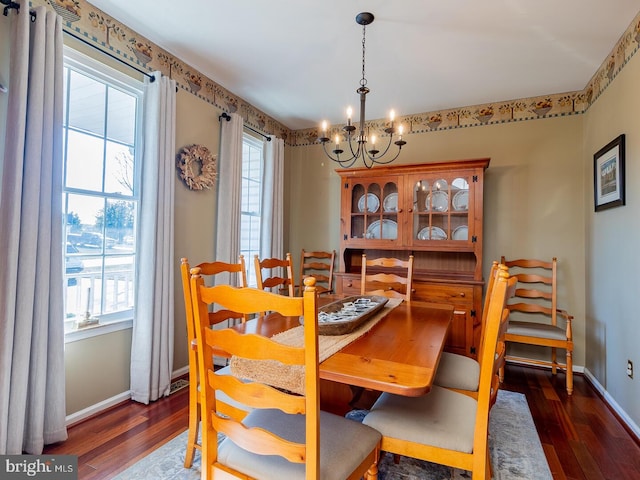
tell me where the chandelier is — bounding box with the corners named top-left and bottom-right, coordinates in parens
top-left (318, 12), bottom-right (406, 169)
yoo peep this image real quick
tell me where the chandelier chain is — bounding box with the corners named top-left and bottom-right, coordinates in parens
top-left (361, 23), bottom-right (367, 88)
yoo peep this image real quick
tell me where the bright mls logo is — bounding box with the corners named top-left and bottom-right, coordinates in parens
top-left (1, 455), bottom-right (77, 479)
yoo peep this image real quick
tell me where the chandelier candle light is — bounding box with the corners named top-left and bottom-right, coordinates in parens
top-left (318, 12), bottom-right (406, 168)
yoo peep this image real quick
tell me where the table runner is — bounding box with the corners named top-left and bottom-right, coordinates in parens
top-left (229, 297), bottom-right (403, 394)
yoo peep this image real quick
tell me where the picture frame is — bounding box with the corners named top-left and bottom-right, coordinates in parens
top-left (593, 134), bottom-right (625, 212)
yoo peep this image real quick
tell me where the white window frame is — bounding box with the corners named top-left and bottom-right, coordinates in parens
top-left (62, 47), bottom-right (144, 343)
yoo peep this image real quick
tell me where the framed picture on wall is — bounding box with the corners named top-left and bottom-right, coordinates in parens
top-left (593, 134), bottom-right (625, 212)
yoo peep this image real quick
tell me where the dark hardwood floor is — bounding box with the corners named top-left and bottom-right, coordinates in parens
top-left (43, 364), bottom-right (640, 479)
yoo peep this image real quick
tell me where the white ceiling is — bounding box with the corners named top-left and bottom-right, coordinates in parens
top-left (87, 1), bottom-right (639, 131)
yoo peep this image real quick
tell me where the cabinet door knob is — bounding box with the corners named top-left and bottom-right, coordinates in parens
top-left (346, 281), bottom-right (353, 287)
top-left (459, 292), bottom-right (465, 297)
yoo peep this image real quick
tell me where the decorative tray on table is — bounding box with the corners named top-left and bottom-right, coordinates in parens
top-left (301, 295), bottom-right (389, 336)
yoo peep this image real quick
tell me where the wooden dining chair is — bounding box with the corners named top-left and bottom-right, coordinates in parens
top-left (433, 261), bottom-right (500, 399)
top-left (361, 254), bottom-right (414, 302)
top-left (298, 249), bottom-right (336, 296)
top-left (498, 256), bottom-right (574, 395)
top-left (254, 253), bottom-right (295, 296)
top-left (190, 274), bottom-right (381, 480)
top-left (180, 256), bottom-right (251, 469)
top-left (362, 268), bottom-right (517, 480)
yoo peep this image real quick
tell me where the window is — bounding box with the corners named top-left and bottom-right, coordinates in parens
top-left (62, 48), bottom-right (143, 335)
top-left (240, 133), bottom-right (264, 287)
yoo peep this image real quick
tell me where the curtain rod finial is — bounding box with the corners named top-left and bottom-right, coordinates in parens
top-left (2, 1), bottom-right (20, 16)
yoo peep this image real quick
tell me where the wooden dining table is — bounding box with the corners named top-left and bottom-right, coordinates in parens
top-left (221, 296), bottom-right (453, 404)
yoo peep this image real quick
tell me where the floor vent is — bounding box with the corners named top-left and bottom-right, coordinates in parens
top-left (169, 379), bottom-right (189, 395)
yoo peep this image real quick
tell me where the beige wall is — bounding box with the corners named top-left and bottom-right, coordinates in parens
top-left (172, 89), bottom-right (221, 374)
top-left (583, 50), bottom-right (640, 424)
top-left (65, 330), bottom-right (132, 414)
top-left (288, 116), bottom-right (586, 369)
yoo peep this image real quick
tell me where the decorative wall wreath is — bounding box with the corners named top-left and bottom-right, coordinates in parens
top-left (176, 144), bottom-right (217, 191)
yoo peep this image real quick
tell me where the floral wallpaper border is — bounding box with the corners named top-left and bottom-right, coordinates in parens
top-left (31, 1), bottom-right (640, 148)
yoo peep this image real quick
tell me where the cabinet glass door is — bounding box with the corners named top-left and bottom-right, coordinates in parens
top-left (411, 175), bottom-right (470, 243)
top-left (349, 178), bottom-right (400, 243)
top-left (450, 177), bottom-right (470, 241)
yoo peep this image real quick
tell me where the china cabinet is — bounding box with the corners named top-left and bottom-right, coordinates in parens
top-left (335, 158), bottom-right (490, 357)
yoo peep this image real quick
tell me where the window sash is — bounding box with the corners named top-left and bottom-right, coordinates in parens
top-left (241, 133), bottom-right (264, 287)
top-left (62, 47), bottom-right (143, 336)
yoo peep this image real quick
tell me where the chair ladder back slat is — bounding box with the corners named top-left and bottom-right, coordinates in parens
top-left (211, 415), bottom-right (307, 463)
top-left (304, 261), bottom-right (330, 270)
top-left (209, 369), bottom-right (306, 413)
top-left (304, 273), bottom-right (330, 282)
top-left (200, 282), bottom-right (301, 317)
top-left (507, 302), bottom-right (554, 316)
top-left (501, 257), bottom-right (554, 269)
top-left (514, 274), bottom-right (552, 286)
top-left (514, 288), bottom-right (552, 300)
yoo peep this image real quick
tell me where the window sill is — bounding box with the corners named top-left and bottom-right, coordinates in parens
top-left (64, 319), bottom-right (133, 344)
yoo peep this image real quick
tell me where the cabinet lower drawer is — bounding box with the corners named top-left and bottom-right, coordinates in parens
top-left (338, 276), bottom-right (361, 295)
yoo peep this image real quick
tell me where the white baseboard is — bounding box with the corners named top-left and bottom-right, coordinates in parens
top-left (65, 390), bottom-right (131, 426)
top-left (173, 365), bottom-right (189, 378)
top-left (583, 368), bottom-right (640, 440)
top-left (64, 367), bottom-right (191, 426)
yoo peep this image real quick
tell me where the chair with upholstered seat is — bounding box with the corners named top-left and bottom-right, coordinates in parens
top-left (362, 267), bottom-right (516, 480)
top-left (191, 274), bottom-right (381, 480)
top-left (433, 261), bottom-right (499, 398)
top-left (254, 253), bottom-right (295, 296)
top-left (180, 256), bottom-right (251, 469)
top-left (298, 249), bottom-right (336, 296)
top-left (498, 256), bottom-right (574, 395)
top-left (360, 254), bottom-right (414, 302)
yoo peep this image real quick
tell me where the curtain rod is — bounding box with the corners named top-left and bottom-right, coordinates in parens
top-left (2, 1), bottom-right (156, 83)
top-left (219, 112), bottom-right (271, 141)
top-left (64, 29), bottom-right (155, 82)
top-left (1, 0), bottom-right (32, 19)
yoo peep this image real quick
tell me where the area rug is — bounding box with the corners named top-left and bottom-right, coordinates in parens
top-left (112, 390), bottom-right (551, 480)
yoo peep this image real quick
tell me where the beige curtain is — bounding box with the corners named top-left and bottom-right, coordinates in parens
top-left (0, 6), bottom-right (67, 454)
top-left (130, 72), bottom-right (176, 404)
top-left (260, 135), bottom-right (285, 260)
top-left (215, 112), bottom-right (243, 266)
